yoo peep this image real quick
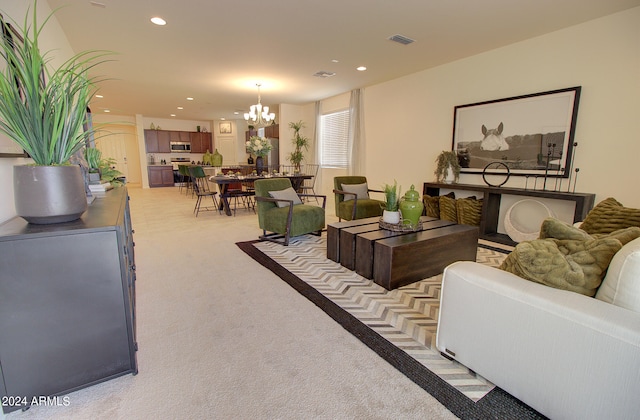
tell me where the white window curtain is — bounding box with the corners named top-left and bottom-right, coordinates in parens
top-left (311, 100), bottom-right (322, 192)
top-left (347, 88), bottom-right (365, 175)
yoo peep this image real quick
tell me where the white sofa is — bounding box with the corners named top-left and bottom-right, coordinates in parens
top-left (436, 238), bottom-right (640, 420)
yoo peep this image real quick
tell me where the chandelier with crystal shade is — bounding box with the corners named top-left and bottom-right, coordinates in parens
top-left (244, 83), bottom-right (275, 127)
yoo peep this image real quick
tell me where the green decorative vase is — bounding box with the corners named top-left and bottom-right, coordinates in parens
top-left (399, 184), bottom-right (424, 226)
top-left (203, 150), bottom-right (212, 165)
top-left (211, 149), bottom-right (223, 167)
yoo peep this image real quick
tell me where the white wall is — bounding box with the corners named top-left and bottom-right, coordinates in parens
top-left (363, 7), bottom-right (640, 209)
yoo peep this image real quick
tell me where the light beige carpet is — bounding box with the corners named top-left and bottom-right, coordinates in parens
top-left (6, 186), bottom-right (456, 420)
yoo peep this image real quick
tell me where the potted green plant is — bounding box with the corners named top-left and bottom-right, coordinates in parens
top-left (287, 120), bottom-right (309, 173)
top-left (435, 150), bottom-right (461, 183)
top-left (84, 147), bottom-right (102, 183)
top-left (381, 180), bottom-right (401, 224)
top-left (0, 3), bottom-right (109, 223)
top-left (98, 157), bottom-right (124, 186)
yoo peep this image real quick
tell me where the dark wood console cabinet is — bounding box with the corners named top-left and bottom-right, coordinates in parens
top-left (0, 188), bottom-right (137, 413)
top-left (423, 182), bottom-right (596, 245)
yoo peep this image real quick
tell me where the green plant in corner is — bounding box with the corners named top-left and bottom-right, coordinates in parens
top-left (0, 2), bottom-right (111, 166)
top-left (287, 120), bottom-right (309, 172)
top-left (435, 150), bottom-right (461, 183)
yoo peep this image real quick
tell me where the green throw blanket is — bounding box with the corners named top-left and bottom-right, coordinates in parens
top-left (500, 218), bottom-right (640, 296)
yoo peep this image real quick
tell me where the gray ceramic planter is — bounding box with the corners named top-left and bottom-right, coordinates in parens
top-left (14, 165), bottom-right (88, 224)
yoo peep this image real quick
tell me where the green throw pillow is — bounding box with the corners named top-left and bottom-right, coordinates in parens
top-left (423, 192), bottom-right (454, 218)
top-left (500, 218), bottom-right (640, 296)
top-left (439, 195), bottom-right (458, 223)
top-left (456, 197), bottom-right (483, 226)
top-left (580, 197), bottom-right (640, 235)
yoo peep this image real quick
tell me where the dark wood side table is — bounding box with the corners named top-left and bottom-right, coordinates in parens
top-left (355, 218), bottom-right (454, 279)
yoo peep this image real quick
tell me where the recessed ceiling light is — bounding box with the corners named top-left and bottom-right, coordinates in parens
top-left (177, 106), bottom-right (183, 110)
top-left (356, 66), bottom-right (367, 71)
top-left (331, 59), bottom-right (339, 63)
top-left (150, 17), bottom-right (166, 26)
top-left (170, 114), bottom-right (176, 117)
top-left (220, 118), bottom-right (226, 121)
top-left (186, 97), bottom-right (194, 101)
top-left (104, 109), bottom-right (110, 113)
top-left (95, 94), bottom-right (103, 98)
top-left (90, 1), bottom-right (106, 8)
top-left (233, 111), bottom-right (239, 115)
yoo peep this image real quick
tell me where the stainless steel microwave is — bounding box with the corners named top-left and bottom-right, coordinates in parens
top-left (170, 142), bottom-right (191, 153)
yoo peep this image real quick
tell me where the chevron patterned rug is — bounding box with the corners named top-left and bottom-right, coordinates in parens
top-left (237, 234), bottom-right (543, 420)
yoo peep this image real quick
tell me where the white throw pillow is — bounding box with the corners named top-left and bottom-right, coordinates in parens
top-left (268, 187), bottom-right (302, 208)
top-left (595, 237), bottom-right (640, 312)
top-left (341, 183), bottom-right (369, 201)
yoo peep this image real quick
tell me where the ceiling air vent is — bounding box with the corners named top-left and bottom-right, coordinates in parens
top-left (313, 71), bottom-right (336, 78)
top-left (388, 34), bottom-right (415, 45)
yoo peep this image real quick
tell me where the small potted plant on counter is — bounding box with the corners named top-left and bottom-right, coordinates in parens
top-left (382, 180), bottom-right (401, 224)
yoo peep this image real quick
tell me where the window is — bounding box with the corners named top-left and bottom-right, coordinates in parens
top-left (320, 109), bottom-right (349, 168)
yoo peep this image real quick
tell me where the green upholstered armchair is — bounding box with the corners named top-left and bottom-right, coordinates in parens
top-left (254, 178), bottom-right (326, 245)
top-left (333, 176), bottom-right (385, 221)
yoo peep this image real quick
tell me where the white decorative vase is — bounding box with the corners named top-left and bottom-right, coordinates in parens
top-left (382, 210), bottom-right (401, 224)
top-left (444, 165), bottom-right (456, 184)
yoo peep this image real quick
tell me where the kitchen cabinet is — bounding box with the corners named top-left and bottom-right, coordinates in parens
top-left (264, 124), bottom-right (279, 139)
top-left (169, 131), bottom-right (190, 143)
top-left (245, 125), bottom-right (279, 140)
top-left (148, 165), bottom-right (175, 187)
top-left (245, 129), bottom-right (258, 142)
top-left (189, 132), bottom-right (212, 153)
top-left (144, 129), bottom-right (171, 153)
top-left (0, 188), bottom-right (137, 413)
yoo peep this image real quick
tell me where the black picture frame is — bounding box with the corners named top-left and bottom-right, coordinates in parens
top-left (0, 15), bottom-right (28, 158)
top-left (452, 86), bottom-right (581, 178)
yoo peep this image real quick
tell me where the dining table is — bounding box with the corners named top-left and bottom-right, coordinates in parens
top-left (209, 173), bottom-right (313, 216)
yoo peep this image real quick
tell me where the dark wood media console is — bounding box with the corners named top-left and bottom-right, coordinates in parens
top-left (423, 182), bottom-right (596, 246)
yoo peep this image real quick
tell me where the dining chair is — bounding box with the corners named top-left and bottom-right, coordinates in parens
top-left (300, 163), bottom-right (319, 203)
top-left (188, 166), bottom-right (220, 217)
top-left (279, 164), bottom-right (298, 175)
top-left (254, 178), bottom-right (326, 245)
top-left (178, 165), bottom-right (191, 195)
top-left (333, 176), bottom-right (385, 221)
top-left (220, 168), bottom-right (254, 216)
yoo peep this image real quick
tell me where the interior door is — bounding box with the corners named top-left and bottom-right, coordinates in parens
top-left (218, 137), bottom-right (236, 166)
top-left (96, 125), bottom-right (141, 185)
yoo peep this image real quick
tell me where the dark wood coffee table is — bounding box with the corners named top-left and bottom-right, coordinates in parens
top-left (327, 217), bottom-right (478, 290)
top-left (326, 217), bottom-right (380, 263)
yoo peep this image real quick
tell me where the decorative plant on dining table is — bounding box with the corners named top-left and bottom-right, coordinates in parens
top-left (246, 136), bottom-right (272, 157)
